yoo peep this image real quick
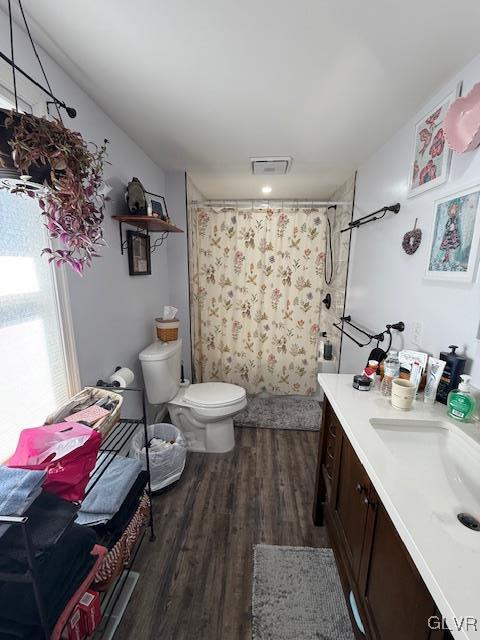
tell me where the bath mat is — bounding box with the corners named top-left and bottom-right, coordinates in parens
top-left (252, 545), bottom-right (354, 640)
top-left (234, 396), bottom-right (321, 431)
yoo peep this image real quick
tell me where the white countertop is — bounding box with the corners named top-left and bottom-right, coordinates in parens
top-left (318, 373), bottom-right (480, 640)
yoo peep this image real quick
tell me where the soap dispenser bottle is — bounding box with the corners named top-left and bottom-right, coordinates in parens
top-left (436, 345), bottom-right (466, 404)
top-left (323, 336), bottom-right (333, 361)
top-left (447, 375), bottom-right (476, 422)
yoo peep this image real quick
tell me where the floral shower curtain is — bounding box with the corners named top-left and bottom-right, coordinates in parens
top-left (188, 205), bottom-right (326, 395)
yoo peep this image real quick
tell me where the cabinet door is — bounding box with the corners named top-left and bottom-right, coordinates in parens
top-left (359, 489), bottom-right (436, 640)
top-left (324, 404), bottom-right (342, 502)
top-left (313, 400), bottom-right (342, 525)
top-left (331, 433), bottom-right (370, 580)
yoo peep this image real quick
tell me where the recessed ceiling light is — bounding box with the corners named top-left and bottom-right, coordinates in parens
top-left (262, 185), bottom-right (272, 194)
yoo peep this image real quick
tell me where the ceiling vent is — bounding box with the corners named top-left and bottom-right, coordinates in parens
top-left (250, 156), bottom-right (292, 175)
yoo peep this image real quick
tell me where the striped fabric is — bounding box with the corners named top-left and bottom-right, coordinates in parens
top-left (93, 492), bottom-right (150, 590)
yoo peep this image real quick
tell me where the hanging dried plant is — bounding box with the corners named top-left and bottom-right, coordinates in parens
top-left (0, 111), bottom-right (109, 275)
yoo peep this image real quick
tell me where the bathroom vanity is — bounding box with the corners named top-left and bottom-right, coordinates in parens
top-left (314, 374), bottom-right (480, 640)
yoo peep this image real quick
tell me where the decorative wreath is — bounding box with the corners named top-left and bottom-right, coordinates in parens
top-left (402, 219), bottom-right (422, 255)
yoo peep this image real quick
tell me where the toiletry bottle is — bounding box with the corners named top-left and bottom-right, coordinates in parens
top-left (424, 357), bottom-right (446, 404)
top-left (447, 375), bottom-right (476, 422)
top-left (380, 350), bottom-right (400, 396)
top-left (323, 337), bottom-right (333, 361)
top-left (318, 331), bottom-right (326, 360)
top-left (436, 345), bottom-right (466, 405)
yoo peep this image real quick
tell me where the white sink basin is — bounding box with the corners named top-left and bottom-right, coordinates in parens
top-left (370, 418), bottom-right (480, 524)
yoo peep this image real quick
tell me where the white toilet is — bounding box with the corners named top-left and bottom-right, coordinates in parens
top-left (139, 339), bottom-right (246, 453)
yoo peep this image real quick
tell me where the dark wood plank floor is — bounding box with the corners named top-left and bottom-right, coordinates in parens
top-left (115, 427), bottom-right (328, 640)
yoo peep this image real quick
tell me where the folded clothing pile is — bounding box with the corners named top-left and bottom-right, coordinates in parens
top-left (0, 491), bottom-right (78, 571)
top-left (76, 453), bottom-right (143, 526)
top-left (91, 470), bottom-right (149, 548)
top-left (76, 454), bottom-right (150, 591)
top-left (0, 467), bottom-right (98, 638)
top-left (0, 493), bottom-right (99, 639)
top-left (0, 467), bottom-right (46, 537)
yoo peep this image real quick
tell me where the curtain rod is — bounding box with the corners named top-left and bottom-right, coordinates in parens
top-left (192, 199), bottom-right (351, 208)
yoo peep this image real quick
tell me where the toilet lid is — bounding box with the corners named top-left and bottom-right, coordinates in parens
top-left (183, 382), bottom-right (246, 408)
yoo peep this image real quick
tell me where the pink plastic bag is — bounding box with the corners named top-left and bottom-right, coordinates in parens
top-left (8, 423), bottom-right (101, 502)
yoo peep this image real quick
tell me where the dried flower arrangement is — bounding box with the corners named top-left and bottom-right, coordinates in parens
top-left (0, 111), bottom-right (108, 275)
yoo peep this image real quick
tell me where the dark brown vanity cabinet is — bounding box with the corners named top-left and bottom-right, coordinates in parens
top-left (358, 490), bottom-right (437, 640)
top-left (331, 434), bottom-right (370, 579)
top-left (313, 399), bottom-right (449, 640)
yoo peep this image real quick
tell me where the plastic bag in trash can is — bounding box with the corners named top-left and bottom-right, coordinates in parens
top-left (130, 423), bottom-right (186, 491)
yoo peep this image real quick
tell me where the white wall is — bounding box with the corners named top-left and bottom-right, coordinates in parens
top-left (342, 54), bottom-right (480, 386)
top-left (0, 11), bottom-right (176, 416)
top-left (165, 171), bottom-right (192, 379)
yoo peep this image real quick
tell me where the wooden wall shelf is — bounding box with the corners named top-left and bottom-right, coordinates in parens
top-left (112, 215), bottom-right (183, 255)
top-left (112, 215), bottom-right (183, 234)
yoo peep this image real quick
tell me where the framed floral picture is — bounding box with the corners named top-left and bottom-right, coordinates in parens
top-left (425, 184), bottom-right (480, 282)
top-left (408, 86), bottom-right (460, 198)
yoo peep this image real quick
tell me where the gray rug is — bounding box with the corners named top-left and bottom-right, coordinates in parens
top-left (253, 545), bottom-right (354, 640)
top-left (234, 396), bottom-right (321, 431)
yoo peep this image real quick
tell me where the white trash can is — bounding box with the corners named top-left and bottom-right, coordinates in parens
top-left (130, 423), bottom-right (186, 491)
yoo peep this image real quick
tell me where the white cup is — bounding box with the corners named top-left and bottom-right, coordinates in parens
top-left (391, 378), bottom-right (416, 411)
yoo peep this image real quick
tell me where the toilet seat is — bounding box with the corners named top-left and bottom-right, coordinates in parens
top-left (183, 382), bottom-right (246, 409)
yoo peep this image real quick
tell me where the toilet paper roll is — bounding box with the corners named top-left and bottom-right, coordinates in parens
top-left (109, 367), bottom-right (134, 388)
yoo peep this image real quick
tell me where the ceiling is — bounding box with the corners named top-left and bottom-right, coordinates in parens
top-left (2, 0), bottom-right (480, 198)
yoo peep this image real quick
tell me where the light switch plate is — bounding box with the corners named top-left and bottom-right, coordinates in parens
top-left (411, 321), bottom-right (423, 347)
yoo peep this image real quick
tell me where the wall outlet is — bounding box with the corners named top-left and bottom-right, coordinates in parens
top-left (411, 321), bottom-right (423, 347)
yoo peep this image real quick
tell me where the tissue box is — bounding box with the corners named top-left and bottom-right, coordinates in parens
top-left (78, 589), bottom-right (102, 634)
top-left (61, 606), bottom-right (86, 640)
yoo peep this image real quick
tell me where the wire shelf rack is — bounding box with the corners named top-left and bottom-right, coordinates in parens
top-left (0, 386), bottom-right (155, 639)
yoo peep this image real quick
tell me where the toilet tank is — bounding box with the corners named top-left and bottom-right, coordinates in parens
top-left (139, 339), bottom-right (182, 405)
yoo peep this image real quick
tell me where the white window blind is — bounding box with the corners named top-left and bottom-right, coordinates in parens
top-left (0, 190), bottom-right (73, 460)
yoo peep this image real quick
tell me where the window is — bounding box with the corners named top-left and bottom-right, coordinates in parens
top-left (0, 188), bottom-right (80, 460)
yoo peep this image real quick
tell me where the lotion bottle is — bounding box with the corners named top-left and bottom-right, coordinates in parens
top-left (447, 375), bottom-right (476, 422)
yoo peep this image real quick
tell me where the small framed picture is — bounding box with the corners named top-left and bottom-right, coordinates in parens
top-left (425, 184), bottom-right (480, 283)
top-left (146, 192), bottom-right (170, 221)
top-left (127, 230), bottom-right (151, 276)
top-left (408, 85), bottom-right (461, 198)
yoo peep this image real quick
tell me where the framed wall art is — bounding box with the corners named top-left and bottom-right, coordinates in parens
top-left (425, 184), bottom-right (480, 283)
top-left (408, 85), bottom-right (461, 198)
top-left (145, 191), bottom-right (170, 222)
top-left (127, 230), bottom-right (151, 276)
